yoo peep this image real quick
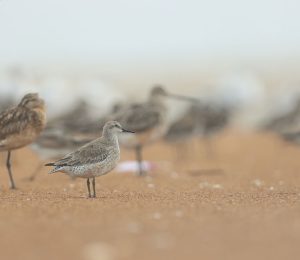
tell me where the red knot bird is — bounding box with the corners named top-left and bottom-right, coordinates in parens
top-left (0, 93), bottom-right (46, 189)
top-left (45, 121), bottom-right (134, 198)
top-left (115, 85), bottom-right (199, 176)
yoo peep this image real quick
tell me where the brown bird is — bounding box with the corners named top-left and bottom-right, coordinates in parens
top-left (115, 85), bottom-right (199, 176)
top-left (0, 93), bottom-right (46, 189)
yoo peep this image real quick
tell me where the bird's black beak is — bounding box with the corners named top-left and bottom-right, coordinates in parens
top-left (166, 93), bottom-right (200, 103)
top-left (122, 128), bottom-right (135, 133)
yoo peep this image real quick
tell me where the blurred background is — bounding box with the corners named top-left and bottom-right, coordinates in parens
top-left (1, 0), bottom-right (300, 128)
top-left (2, 2), bottom-right (300, 260)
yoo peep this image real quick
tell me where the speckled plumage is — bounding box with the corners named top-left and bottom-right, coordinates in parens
top-left (0, 93), bottom-right (46, 189)
top-left (47, 137), bottom-right (120, 178)
top-left (46, 121), bottom-right (133, 198)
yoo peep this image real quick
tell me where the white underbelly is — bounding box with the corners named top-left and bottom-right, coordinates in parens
top-left (63, 154), bottom-right (120, 178)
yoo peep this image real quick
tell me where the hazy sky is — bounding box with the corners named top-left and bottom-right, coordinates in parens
top-left (0, 0), bottom-right (300, 65)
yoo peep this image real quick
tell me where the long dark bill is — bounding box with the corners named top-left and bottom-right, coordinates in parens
top-left (122, 128), bottom-right (135, 133)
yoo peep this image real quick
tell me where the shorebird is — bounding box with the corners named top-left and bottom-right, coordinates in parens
top-left (165, 102), bottom-right (231, 158)
top-left (264, 100), bottom-right (300, 145)
top-left (260, 98), bottom-right (300, 144)
top-left (45, 121), bottom-right (134, 198)
top-left (262, 98), bottom-right (300, 134)
top-left (115, 85), bottom-right (199, 176)
top-left (0, 93), bottom-right (46, 189)
top-left (28, 101), bottom-right (115, 181)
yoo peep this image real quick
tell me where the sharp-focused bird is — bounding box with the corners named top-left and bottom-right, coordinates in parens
top-left (45, 121), bottom-right (134, 198)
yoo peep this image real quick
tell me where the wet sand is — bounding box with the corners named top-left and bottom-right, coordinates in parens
top-left (1, 130), bottom-right (300, 260)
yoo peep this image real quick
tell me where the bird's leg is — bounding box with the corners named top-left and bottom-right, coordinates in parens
top-left (87, 178), bottom-right (91, 198)
top-left (6, 151), bottom-right (16, 189)
top-left (92, 177), bottom-right (96, 198)
top-left (135, 145), bottom-right (144, 176)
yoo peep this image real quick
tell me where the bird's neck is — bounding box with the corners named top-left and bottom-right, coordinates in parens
top-left (32, 107), bottom-right (47, 131)
top-left (103, 131), bottom-right (118, 143)
top-left (148, 95), bottom-right (165, 106)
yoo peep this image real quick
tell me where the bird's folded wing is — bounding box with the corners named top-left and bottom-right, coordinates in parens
top-left (0, 108), bottom-right (32, 140)
top-left (51, 142), bottom-right (109, 167)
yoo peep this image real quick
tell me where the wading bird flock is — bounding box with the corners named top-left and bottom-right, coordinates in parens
top-left (2, 85), bottom-right (297, 198)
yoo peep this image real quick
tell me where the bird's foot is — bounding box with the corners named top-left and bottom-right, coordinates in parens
top-left (9, 184), bottom-right (17, 190)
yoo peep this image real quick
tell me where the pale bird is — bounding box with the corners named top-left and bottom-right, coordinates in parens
top-left (45, 121), bottom-right (134, 198)
top-left (0, 93), bottom-right (46, 189)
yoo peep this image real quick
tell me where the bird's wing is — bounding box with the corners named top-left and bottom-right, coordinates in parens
top-left (0, 107), bottom-right (34, 141)
top-left (51, 139), bottom-right (110, 167)
top-left (118, 104), bottom-right (162, 132)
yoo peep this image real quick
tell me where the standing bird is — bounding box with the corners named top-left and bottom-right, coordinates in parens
top-left (45, 121), bottom-right (134, 198)
top-left (165, 103), bottom-right (231, 159)
top-left (116, 85), bottom-right (199, 176)
top-left (0, 93), bottom-right (46, 189)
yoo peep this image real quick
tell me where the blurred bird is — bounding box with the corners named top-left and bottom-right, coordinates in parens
top-left (260, 97), bottom-right (300, 145)
top-left (0, 93), bottom-right (46, 189)
top-left (115, 85), bottom-right (199, 176)
top-left (165, 102), bottom-right (231, 158)
top-left (47, 100), bottom-right (103, 138)
top-left (262, 98), bottom-right (300, 134)
top-left (45, 121), bottom-right (134, 198)
top-left (195, 103), bottom-right (231, 138)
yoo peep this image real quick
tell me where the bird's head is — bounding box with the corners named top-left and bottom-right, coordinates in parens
top-left (103, 121), bottom-right (134, 135)
top-left (19, 93), bottom-right (45, 110)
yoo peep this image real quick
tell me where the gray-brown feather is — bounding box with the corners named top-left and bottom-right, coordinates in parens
top-left (50, 138), bottom-right (110, 167)
top-left (0, 107), bottom-right (25, 139)
top-left (0, 107), bottom-right (41, 140)
top-left (0, 94), bottom-right (46, 150)
top-left (117, 104), bottom-right (162, 133)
